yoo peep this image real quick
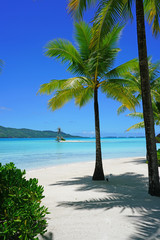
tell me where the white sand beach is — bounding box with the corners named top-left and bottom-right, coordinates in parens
top-left (27, 157), bottom-right (160, 240)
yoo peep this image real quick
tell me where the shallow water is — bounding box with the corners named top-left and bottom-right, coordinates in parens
top-left (0, 137), bottom-right (154, 170)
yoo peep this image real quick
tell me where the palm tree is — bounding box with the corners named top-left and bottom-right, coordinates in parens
top-left (68, 0), bottom-right (160, 196)
top-left (126, 101), bottom-right (160, 131)
top-left (117, 59), bottom-right (160, 114)
top-left (38, 22), bottom-right (138, 180)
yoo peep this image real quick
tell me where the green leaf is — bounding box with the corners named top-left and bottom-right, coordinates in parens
top-left (126, 121), bottom-right (145, 131)
top-left (45, 39), bottom-right (86, 75)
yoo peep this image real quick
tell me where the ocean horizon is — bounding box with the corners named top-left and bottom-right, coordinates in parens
top-left (0, 137), bottom-right (153, 170)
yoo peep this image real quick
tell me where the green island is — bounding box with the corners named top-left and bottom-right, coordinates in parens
top-left (0, 126), bottom-right (81, 138)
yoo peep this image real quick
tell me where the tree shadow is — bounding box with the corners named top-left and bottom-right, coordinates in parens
top-left (125, 157), bottom-right (147, 165)
top-left (50, 172), bottom-right (160, 239)
top-left (39, 232), bottom-right (54, 240)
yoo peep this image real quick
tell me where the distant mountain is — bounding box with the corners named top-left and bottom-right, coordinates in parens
top-left (0, 126), bottom-right (81, 138)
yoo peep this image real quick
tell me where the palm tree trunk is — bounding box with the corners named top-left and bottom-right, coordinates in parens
top-left (92, 87), bottom-right (105, 180)
top-left (136, 0), bottom-right (160, 196)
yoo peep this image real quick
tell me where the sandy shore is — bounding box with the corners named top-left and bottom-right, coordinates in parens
top-left (26, 157), bottom-right (160, 240)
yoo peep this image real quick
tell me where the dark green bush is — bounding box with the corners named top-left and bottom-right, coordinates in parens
top-left (157, 149), bottom-right (160, 166)
top-left (0, 162), bottom-right (49, 239)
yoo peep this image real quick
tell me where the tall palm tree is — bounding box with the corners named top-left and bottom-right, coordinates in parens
top-left (68, 0), bottom-right (160, 196)
top-left (38, 22), bottom-right (138, 180)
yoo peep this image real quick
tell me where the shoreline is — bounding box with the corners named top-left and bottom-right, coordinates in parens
top-left (26, 155), bottom-right (146, 172)
top-left (26, 156), bottom-right (160, 240)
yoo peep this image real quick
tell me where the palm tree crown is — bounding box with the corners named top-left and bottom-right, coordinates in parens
top-left (117, 59), bottom-right (160, 131)
top-left (68, 0), bottom-right (160, 38)
top-left (117, 59), bottom-right (160, 114)
top-left (39, 22), bottom-right (137, 110)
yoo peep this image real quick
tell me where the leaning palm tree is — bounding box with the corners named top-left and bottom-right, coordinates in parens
top-left (38, 22), bottom-right (138, 180)
top-left (68, 0), bottom-right (160, 196)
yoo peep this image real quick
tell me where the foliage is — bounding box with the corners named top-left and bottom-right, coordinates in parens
top-left (157, 149), bottom-right (160, 165)
top-left (38, 21), bottom-right (139, 180)
top-left (0, 162), bottom-right (48, 240)
top-left (68, 0), bottom-right (160, 37)
top-left (117, 59), bottom-right (160, 114)
top-left (0, 125), bottom-right (79, 138)
top-left (114, 60), bottom-right (160, 132)
top-left (126, 100), bottom-right (160, 131)
top-left (38, 22), bottom-right (138, 111)
top-left (147, 150), bottom-right (160, 166)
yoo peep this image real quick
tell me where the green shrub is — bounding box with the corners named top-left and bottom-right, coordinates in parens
top-left (157, 149), bottom-right (160, 166)
top-left (0, 162), bottom-right (49, 240)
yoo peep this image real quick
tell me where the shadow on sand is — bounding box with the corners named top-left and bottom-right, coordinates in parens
top-left (39, 232), bottom-right (54, 240)
top-left (49, 169), bottom-right (160, 240)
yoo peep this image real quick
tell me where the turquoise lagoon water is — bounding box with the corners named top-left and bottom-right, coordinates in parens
top-left (0, 137), bottom-right (151, 170)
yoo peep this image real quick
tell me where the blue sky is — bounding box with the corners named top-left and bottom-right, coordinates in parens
top-left (0, 0), bottom-right (160, 137)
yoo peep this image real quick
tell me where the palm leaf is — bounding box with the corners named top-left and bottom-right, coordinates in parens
top-left (88, 48), bottom-right (120, 77)
top-left (67, 0), bottom-right (97, 18)
top-left (144, 0), bottom-right (160, 36)
top-left (38, 79), bottom-right (69, 95)
top-left (38, 77), bottom-right (93, 95)
top-left (91, 0), bottom-right (133, 47)
top-left (126, 121), bottom-right (145, 131)
top-left (117, 104), bottom-right (128, 115)
top-left (75, 86), bottom-right (94, 106)
top-left (88, 25), bottom-right (123, 79)
top-left (101, 79), bottom-right (139, 110)
top-left (127, 112), bottom-right (144, 119)
top-left (105, 58), bottom-right (138, 79)
top-left (74, 21), bottom-right (92, 60)
top-left (48, 87), bottom-right (83, 111)
top-left (45, 39), bottom-right (86, 75)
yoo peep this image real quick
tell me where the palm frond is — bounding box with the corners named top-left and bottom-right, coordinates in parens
top-left (117, 104), bottom-right (128, 115)
top-left (127, 112), bottom-right (144, 119)
top-left (106, 58), bottom-right (138, 79)
top-left (38, 77), bottom-right (92, 95)
top-left (144, 0), bottom-right (160, 36)
top-left (67, 0), bottom-right (97, 19)
top-left (100, 24), bottom-right (124, 49)
top-left (88, 48), bottom-right (120, 77)
top-left (48, 87), bottom-right (83, 111)
top-left (91, 0), bottom-right (132, 47)
top-left (38, 79), bottom-right (69, 95)
top-left (126, 121), bottom-right (145, 131)
top-left (149, 61), bottom-right (160, 83)
top-left (101, 79), bottom-right (139, 110)
top-left (74, 22), bottom-right (92, 60)
top-left (88, 24), bottom-right (123, 78)
top-left (75, 86), bottom-right (94, 107)
top-left (45, 39), bottom-right (86, 75)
